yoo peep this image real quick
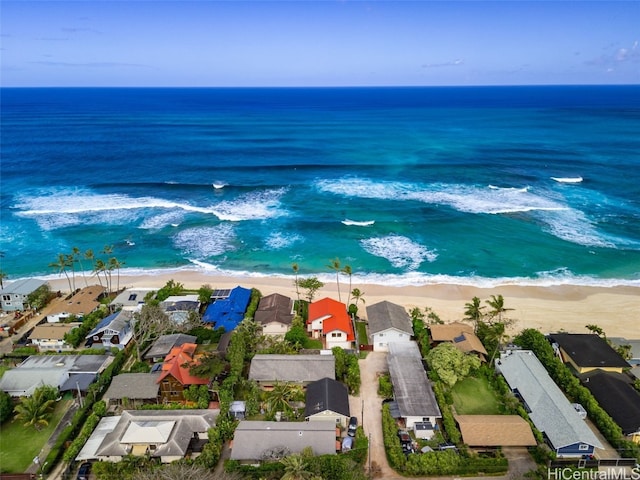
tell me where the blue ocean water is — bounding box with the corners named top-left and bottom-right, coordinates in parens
top-left (1, 86), bottom-right (639, 287)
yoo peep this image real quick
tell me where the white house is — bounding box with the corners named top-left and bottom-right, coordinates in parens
top-left (366, 301), bottom-right (413, 352)
top-left (29, 323), bottom-right (81, 352)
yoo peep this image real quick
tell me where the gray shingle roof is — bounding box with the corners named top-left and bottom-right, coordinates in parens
top-left (388, 342), bottom-right (441, 418)
top-left (366, 301), bottom-right (413, 336)
top-left (496, 350), bottom-right (603, 450)
top-left (230, 421), bottom-right (337, 461)
top-left (249, 354), bottom-right (335, 384)
top-left (103, 373), bottom-right (161, 400)
top-left (0, 278), bottom-right (46, 295)
top-left (550, 333), bottom-right (630, 369)
top-left (96, 409), bottom-right (217, 458)
top-left (143, 334), bottom-right (197, 360)
top-left (255, 293), bottom-right (294, 327)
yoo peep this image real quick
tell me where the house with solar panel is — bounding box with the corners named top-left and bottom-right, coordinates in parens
top-left (202, 286), bottom-right (252, 332)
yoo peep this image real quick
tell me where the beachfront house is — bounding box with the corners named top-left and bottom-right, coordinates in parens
top-left (85, 310), bottom-right (134, 350)
top-left (161, 294), bottom-right (200, 325)
top-left (254, 293), bottom-right (295, 337)
top-left (549, 333), bottom-right (630, 374)
top-left (46, 285), bottom-right (106, 322)
top-left (304, 377), bottom-right (351, 428)
top-left (202, 286), bottom-right (252, 332)
top-left (496, 350), bottom-right (603, 457)
top-left (307, 297), bottom-right (355, 350)
top-left (0, 278), bottom-right (46, 312)
top-left (387, 342), bottom-right (441, 436)
top-left (430, 322), bottom-right (488, 361)
top-left (248, 354), bottom-right (335, 389)
top-left (366, 301), bottom-right (413, 352)
top-left (110, 288), bottom-right (154, 311)
top-left (230, 421), bottom-right (337, 465)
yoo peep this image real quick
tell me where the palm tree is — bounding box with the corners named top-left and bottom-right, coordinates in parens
top-left (94, 258), bottom-right (108, 293)
top-left (0, 270), bottom-right (7, 289)
top-left (327, 257), bottom-right (342, 302)
top-left (342, 264), bottom-right (353, 307)
top-left (292, 263), bottom-right (301, 311)
top-left (464, 296), bottom-right (485, 332)
top-left (280, 454), bottom-right (314, 480)
top-left (72, 246), bottom-right (89, 287)
top-left (14, 389), bottom-right (55, 430)
top-left (84, 249), bottom-right (103, 288)
top-left (264, 382), bottom-right (303, 418)
top-left (485, 294), bottom-right (513, 324)
top-left (108, 257), bottom-right (124, 293)
top-left (351, 288), bottom-right (365, 310)
top-left (49, 253), bottom-right (73, 293)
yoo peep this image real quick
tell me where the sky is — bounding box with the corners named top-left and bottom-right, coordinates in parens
top-left (1, 1), bottom-right (639, 87)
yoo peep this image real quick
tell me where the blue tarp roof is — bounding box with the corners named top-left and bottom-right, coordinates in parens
top-left (202, 286), bottom-right (252, 332)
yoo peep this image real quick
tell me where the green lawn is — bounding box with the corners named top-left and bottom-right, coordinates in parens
top-left (0, 399), bottom-right (71, 473)
top-left (451, 376), bottom-right (502, 415)
top-left (356, 321), bottom-right (368, 345)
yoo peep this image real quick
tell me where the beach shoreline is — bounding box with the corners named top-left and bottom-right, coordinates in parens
top-left (39, 270), bottom-right (640, 339)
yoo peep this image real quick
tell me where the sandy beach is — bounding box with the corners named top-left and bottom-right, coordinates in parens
top-left (44, 271), bottom-right (640, 339)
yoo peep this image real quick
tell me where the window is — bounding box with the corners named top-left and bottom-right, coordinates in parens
top-left (2, 295), bottom-right (9, 301)
top-left (579, 444), bottom-right (589, 451)
top-left (331, 332), bottom-right (340, 338)
top-left (379, 333), bottom-right (384, 337)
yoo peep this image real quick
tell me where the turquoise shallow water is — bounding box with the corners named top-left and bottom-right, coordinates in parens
top-left (1, 86), bottom-right (639, 287)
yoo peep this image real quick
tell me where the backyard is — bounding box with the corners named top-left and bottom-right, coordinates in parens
top-left (0, 398), bottom-right (71, 473)
top-left (451, 375), bottom-right (502, 415)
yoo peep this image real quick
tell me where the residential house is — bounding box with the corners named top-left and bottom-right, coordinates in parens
top-left (607, 337), bottom-right (640, 367)
top-left (202, 286), bottom-right (252, 332)
top-left (110, 288), bottom-right (154, 311)
top-left (496, 350), bottom-right (603, 457)
top-left (255, 293), bottom-right (295, 337)
top-left (103, 373), bottom-right (161, 409)
top-left (307, 297), bottom-right (355, 350)
top-left (0, 278), bottom-right (46, 311)
top-left (549, 333), bottom-right (630, 374)
top-left (78, 409), bottom-right (218, 463)
top-left (248, 354), bottom-right (335, 389)
top-left (230, 421), bottom-right (337, 465)
top-left (28, 323), bottom-right (81, 352)
top-left (429, 322), bottom-right (488, 361)
top-left (581, 370), bottom-right (640, 444)
top-left (143, 333), bottom-right (197, 363)
top-left (304, 377), bottom-right (351, 428)
top-left (157, 343), bottom-right (209, 403)
top-left (387, 342), bottom-right (441, 436)
top-left (46, 285), bottom-right (106, 322)
top-left (0, 354), bottom-right (111, 397)
top-left (85, 310), bottom-right (134, 350)
top-left (455, 415), bottom-right (537, 447)
top-left (366, 301), bottom-right (413, 352)
top-left (161, 294), bottom-right (200, 325)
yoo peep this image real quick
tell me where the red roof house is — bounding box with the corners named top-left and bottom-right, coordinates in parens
top-left (157, 343), bottom-right (208, 403)
top-left (308, 298), bottom-right (355, 350)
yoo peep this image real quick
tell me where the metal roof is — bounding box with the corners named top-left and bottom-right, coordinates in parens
top-left (366, 301), bottom-right (413, 336)
top-left (249, 354), bottom-right (335, 383)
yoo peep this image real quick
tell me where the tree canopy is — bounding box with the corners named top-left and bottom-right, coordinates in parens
top-left (426, 343), bottom-right (480, 387)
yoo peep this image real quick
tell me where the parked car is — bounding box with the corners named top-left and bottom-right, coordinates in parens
top-left (77, 462), bottom-right (91, 480)
top-left (397, 430), bottom-right (415, 454)
top-left (341, 435), bottom-right (354, 452)
top-left (347, 416), bottom-right (358, 437)
top-left (438, 442), bottom-right (458, 451)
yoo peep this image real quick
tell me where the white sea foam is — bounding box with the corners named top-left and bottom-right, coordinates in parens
top-left (342, 219), bottom-right (375, 226)
top-left (316, 178), bottom-right (565, 215)
top-left (360, 235), bottom-right (437, 270)
top-left (14, 187), bottom-right (288, 228)
top-left (536, 209), bottom-right (617, 248)
top-left (551, 176), bottom-right (583, 183)
top-left (265, 231), bottom-right (303, 250)
top-left (173, 224), bottom-right (236, 258)
top-left (140, 211), bottom-right (186, 230)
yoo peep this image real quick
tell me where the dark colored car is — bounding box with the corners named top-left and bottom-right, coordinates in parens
top-left (77, 462), bottom-right (91, 480)
top-left (347, 416), bottom-right (358, 437)
top-left (397, 430), bottom-right (414, 454)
